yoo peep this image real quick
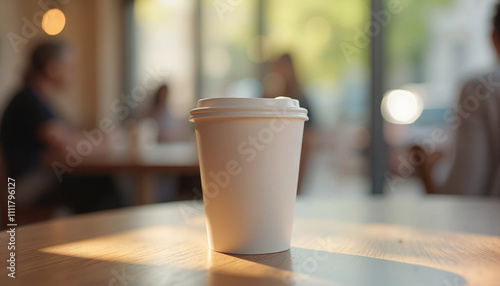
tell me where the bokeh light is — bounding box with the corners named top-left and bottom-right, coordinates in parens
top-left (42, 9), bottom-right (66, 36)
top-left (381, 89), bottom-right (424, 125)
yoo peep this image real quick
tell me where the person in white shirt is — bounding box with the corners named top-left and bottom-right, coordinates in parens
top-left (414, 4), bottom-right (500, 196)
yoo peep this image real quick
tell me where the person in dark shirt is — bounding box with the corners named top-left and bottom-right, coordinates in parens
top-left (2, 86), bottom-right (56, 178)
top-left (1, 41), bottom-right (122, 213)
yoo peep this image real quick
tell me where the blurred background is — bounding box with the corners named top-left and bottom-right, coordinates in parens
top-left (0, 0), bottom-right (498, 223)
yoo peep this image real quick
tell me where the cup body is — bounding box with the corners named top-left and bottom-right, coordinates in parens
top-left (190, 97), bottom-right (307, 254)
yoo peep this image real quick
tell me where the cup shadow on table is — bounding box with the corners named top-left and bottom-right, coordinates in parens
top-left (209, 247), bottom-right (466, 286)
top-left (28, 246), bottom-right (466, 286)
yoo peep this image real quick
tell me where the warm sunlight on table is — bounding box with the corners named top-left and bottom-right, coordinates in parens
top-left (2, 197), bottom-right (499, 286)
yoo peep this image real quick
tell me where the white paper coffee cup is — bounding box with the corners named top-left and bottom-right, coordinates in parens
top-left (190, 97), bottom-right (308, 254)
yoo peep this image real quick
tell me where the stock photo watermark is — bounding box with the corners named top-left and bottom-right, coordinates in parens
top-left (5, 177), bottom-right (17, 279)
top-left (213, 0), bottom-right (242, 21)
top-left (8, 0), bottom-right (71, 54)
top-left (340, 0), bottom-right (405, 63)
top-left (282, 236), bottom-right (338, 284)
top-left (444, 277), bottom-right (465, 286)
top-left (108, 267), bottom-right (136, 286)
top-left (50, 66), bottom-right (168, 182)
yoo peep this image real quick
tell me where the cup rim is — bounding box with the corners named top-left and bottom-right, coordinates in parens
top-left (189, 97), bottom-right (309, 121)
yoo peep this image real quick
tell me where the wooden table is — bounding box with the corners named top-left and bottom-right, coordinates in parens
top-left (72, 142), bottom-right (199, 204)
top-left (1, 196), bottom-right (499, 285)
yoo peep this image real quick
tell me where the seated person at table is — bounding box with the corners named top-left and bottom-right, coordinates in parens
top-left (263, 53), bottom-right (314, 192)
top-left (0, 41), bottom-right (123, 213)
top-left (140, 84), bottom-right (195, 201)
top-left (414, 4), bottom-right (500, 196)
top-left (144, 84), bottom-right (191, 143)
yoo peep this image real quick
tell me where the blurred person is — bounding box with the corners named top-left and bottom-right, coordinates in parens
top-left (145, 84), bottom-right (191, 143)
top-left (263, 54), bottom-right (314, 124)
top-left (0, 41), bottom-right (123, 214)
top-left (139, 84), bottom-right (196, 202)
top-left (414, 4), bottom-right (500, 196)
top-left (263, 54), bottom-right (314, 192)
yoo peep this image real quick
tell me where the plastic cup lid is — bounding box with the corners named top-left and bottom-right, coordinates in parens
top-left (189, 97), bottom-right (309, 121)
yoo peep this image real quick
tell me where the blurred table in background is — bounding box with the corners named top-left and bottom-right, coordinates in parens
top-left (73, 142), bottom-right (199, 204)
top-left (2, 196), bottom-right (499, 285)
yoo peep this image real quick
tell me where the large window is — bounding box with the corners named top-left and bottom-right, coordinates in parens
top-left (263, 0), bottom-right (371, 193)
top-left (129, 0), bottom-right (499, 193)
top-left (130, 0), bottom-right (371, 194)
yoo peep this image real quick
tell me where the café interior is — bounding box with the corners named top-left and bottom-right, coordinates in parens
top-left (0, 0), bottom-right (499, 285)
